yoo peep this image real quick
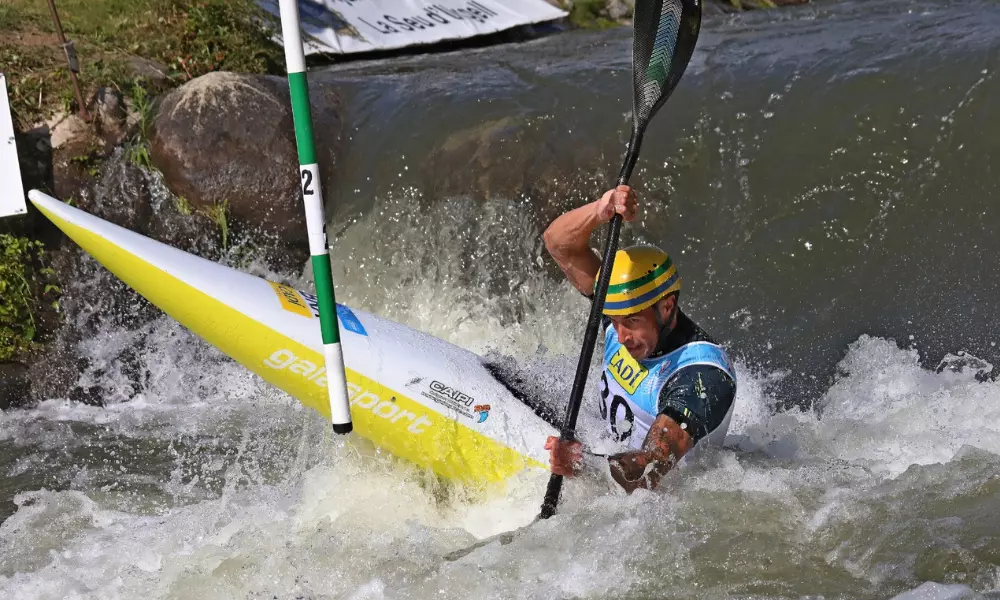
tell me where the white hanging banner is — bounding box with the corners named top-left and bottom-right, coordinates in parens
top-left (257, 0), bottom-right (567, 55)
top-left (0, 73), bottom-right (27, 218)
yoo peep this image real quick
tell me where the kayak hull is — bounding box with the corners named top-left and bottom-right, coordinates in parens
top-left (29, 190), bottom-right (554, 485)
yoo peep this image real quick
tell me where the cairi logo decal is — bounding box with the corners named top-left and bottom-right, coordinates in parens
top-left (429, 380), bottom-right (474, 406)
top-left (421, 380), bottom-right (488, 424)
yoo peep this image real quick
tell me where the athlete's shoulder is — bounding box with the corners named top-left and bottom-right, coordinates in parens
top-left (657, 363), bottom-right (737, 441)
top-left (658, 340), bottom-right (735, 381)
top-left (665, 362), bottom-right (735, 390)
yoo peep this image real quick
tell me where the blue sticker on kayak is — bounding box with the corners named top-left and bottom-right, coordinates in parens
top-left (336, 304), bottom-right (368, 337)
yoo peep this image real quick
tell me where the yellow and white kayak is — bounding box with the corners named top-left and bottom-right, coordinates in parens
top-left (28, 190), bottom-right (555, 486)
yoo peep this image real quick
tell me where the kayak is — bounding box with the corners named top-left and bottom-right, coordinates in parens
top-left (28, 190), bottom-right (557, 486)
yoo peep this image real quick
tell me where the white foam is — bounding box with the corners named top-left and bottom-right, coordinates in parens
top-left (5, 326), bottom-right (1000, 598)
top-left (890, 582), bottom-right (983, 600)
top-left (321, 188), bottom-right (590, 359)
top-left (6, 188), bottom-right (1000, 597)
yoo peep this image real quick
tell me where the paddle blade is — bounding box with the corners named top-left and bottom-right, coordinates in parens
top-left (631, 0), bottom-right (701, 130)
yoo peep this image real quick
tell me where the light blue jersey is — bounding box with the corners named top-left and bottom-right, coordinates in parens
top-left (600, 324), bottom-right (736, 449)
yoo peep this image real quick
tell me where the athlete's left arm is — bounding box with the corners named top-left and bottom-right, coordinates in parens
top-left (607, 413), bottom-right (693, 493)
top-left (606, 365), bottom-right (736, 493)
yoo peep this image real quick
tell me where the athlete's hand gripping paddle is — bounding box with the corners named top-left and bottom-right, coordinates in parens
top-left (539, 0), bottom-right (703, 520)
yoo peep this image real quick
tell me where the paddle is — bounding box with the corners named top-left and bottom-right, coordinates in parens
top-left (443, 0), bottom-right (702, 563)
top-left (538, 0), bottom-right (702, 520)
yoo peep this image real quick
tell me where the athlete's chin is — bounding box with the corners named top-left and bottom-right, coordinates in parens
top-left (625, 345), bottom-right (650, 360)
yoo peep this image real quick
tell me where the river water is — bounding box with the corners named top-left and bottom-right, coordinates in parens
top-left (3, 0), bottom-right (1000, 598)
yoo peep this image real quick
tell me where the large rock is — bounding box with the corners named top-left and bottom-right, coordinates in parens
top-left (90, 87), bottom-right (129, 147)
top-left (126, 56), bottom-right (171, 89)
top-left (82, 154), bottom-right (224, 260)
top-left (150, 72), bottom-right (344, 270)
top-left (12, 103), bottom-right (131, 244)
top-left (47, 113), bottom-right (104, 206)
top-left (603, 0), bottom-right (634, 20)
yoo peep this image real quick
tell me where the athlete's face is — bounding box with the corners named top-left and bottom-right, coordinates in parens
top-left (608, 297), bottom-right (676, 360)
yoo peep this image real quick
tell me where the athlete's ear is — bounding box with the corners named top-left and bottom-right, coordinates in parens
top-left (657, 294), bottom-right (677, 320)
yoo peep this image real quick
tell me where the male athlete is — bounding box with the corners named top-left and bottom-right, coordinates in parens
top-left (542, 185), bottom-right (737, 493)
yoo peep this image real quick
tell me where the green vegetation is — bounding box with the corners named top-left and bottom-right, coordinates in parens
top-left (69, 143), bottom-right (105, 177)
top-left (568, 0), bottom-right (618, 29)
top-left (726, 0), bottom-right (778, 9)
top-left (174, 195), bottom-right (193, 216)
top-left (0, 0), bottom-right (283, 130)
top-left (202, 199), bottom-right (230, 250)
top-left (124, 80), bottom-right (155, 168)
top-left (0, 235), bottom-right (60, 361)
top-left (125, 141), bottom-right (152, 169)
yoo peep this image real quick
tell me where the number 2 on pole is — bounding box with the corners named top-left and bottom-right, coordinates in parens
top-left (301, 168), bottom-right (314, 195)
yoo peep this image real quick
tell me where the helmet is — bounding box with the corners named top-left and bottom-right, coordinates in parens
top-left (598, 245), bottom-right (681, 316)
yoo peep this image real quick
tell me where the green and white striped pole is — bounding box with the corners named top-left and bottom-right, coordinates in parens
top-left (278, 0), bottom-right (352, 434)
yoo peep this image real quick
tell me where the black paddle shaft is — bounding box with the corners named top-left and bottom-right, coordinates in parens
top-left (539, 0), bottom-right (702, 521)
top-left (539, 134), bottom-right (644, 519)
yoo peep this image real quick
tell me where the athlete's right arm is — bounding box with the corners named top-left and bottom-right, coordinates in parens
top-left (543, 185), bottom-right (638, 295)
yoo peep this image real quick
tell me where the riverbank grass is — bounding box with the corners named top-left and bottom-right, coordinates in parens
top-left (0, 235), bottom-right (59, 361)
top-left (0, 0), bottom-right (282, 130)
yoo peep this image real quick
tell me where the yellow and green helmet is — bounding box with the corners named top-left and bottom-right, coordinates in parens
top-left (598, 245), bottom-right (681, 316)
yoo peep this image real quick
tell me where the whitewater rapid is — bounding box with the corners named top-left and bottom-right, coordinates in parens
top-left (6, 0), bottom-right (1000, 595)
top-left (2, 241), bottom-right (999, 599)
